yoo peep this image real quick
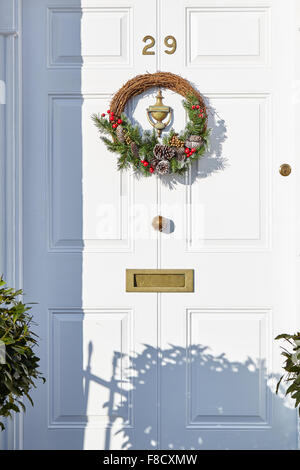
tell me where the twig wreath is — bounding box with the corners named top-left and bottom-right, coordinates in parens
top-left (92, 72), bottom-right (211, 176)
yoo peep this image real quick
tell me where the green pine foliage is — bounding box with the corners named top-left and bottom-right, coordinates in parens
top-left (0, 277), bottom-right (45, 431)
top-left (92, 94), bottom-right (210, 176)
top-left (275, 332), bottom-right (300, 414)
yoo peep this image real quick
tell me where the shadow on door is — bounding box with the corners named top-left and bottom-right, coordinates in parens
top-left (80, 342), bottom-right (296, 450)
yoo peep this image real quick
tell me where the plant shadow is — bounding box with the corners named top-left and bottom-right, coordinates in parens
top-left (82, 342), bottom-right (298, 450)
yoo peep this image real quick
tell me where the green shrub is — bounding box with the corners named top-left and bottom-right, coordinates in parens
top-left (275, 332), bottom-right (300, 414)
top-left (0, 276), bottom-right (45, 430)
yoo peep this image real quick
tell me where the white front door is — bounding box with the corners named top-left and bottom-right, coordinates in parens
top-left (22, 0), bottom-right (299, 449)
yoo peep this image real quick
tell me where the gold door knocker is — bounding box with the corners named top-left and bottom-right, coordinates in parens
top-left (147, 90), bottom-right (172, 137)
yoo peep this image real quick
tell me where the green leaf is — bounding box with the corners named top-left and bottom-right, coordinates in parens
top-left (276, 332), bottom-right (300, 413)
top-left (275, 334), bottom-right (293, 340)
top-left (0, 276), bottom-right (45, 430)
top-left (276, 375), bottom-right (284, 394)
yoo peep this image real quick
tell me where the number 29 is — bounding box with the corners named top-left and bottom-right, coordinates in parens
top-left (142, 36), bottom-right (177, 55)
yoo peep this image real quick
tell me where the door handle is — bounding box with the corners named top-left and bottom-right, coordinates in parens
top-left (279, 163), bottom-right (292, 176)
top-left (152, 215), bottom-right (167, 232)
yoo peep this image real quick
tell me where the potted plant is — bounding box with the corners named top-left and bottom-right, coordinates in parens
top-left (275, 332), bottom-right (300, 414)
top-left (0, 276), bottom-right (44, 430)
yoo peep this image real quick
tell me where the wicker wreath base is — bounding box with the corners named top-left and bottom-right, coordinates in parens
top-left (92, 72), bottom-right (210, 177)
top-left (110, 72), bottom-right (206, 117)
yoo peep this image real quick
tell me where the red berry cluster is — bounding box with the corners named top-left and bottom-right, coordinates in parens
top-left (101, 110), bottom-right (123, 129)
top-left (191, 103), bottom-right (205, 119)
top-left (141, 160), bottom-right (154, 173)
top-left (185, 147), bottom-right (196, 158)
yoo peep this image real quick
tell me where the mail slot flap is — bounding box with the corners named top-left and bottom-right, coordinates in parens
top-left (126, 269), bottom-right (194, 292)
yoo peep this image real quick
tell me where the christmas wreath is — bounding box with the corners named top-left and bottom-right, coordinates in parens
top-left (92, 72), bottom-right (210, 176)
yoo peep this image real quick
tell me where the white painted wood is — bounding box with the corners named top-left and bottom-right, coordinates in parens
top-left (159, 0), bottom-right (299, 449)
top-left (0, 0), bottom-right (17, 33)
top-left (21, 0), bottom-right (299, 450)
top-left (186, 5), bottom-right (270, 67)
top-left (22, 0), bottom-right (158, 450)
top-left (48, 6), bottom-right (133, 68)
top-left (186, 309), bottom-right (270, 427)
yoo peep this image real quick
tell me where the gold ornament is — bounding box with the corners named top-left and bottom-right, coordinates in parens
top-left (169, 133), bottom-right (185, 148)
top-left (125, 134), bottom-right (132, 145)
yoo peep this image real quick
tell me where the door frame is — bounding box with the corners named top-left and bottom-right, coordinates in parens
top-left (0, 0), bottom-right (299, 450)
top-left (0, 0), bottom-right (23, 450)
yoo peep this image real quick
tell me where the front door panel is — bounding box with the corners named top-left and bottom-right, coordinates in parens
top-left (23, 0), bottom-right (299, 449)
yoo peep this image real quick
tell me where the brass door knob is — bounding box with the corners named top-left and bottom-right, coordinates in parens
top-left (279, 163), bottom-right (292, 176)
top-left (152, 215), bottom-right (167, 232)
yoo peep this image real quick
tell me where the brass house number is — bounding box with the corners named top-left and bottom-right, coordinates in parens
top-left (142, 35), bottom-right (177, 55)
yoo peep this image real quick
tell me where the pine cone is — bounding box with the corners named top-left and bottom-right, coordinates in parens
top-left (189, 135), bottom-right (202, 142)
top-left (150, 157), bottom-right (160, 169)
top-left (116, 125), bottom-right (125, 143)
top-left (153, 144), bottom-right (165, 160)
top-left (156, 160), bottom-right (170, 175)
top-left (130, 142), bottom-right (139, 159)
top-left (174, 147), bottom-right (186, 162)
top-left (185, 135), bottom-right (203, 149)
top-left (164, 146), bottom-right (176, 160)
top-left (153, 144), bottom-right (175, 160)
